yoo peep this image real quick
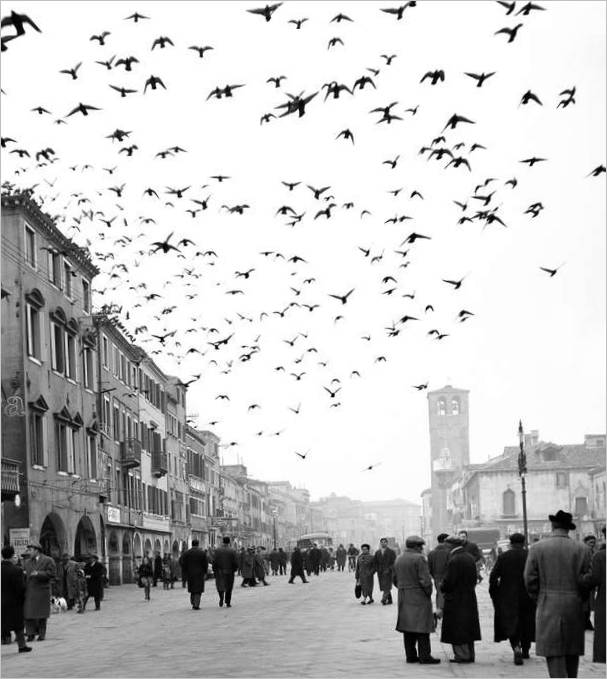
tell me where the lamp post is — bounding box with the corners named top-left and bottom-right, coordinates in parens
top-left (272, 509), bottom-right (278, 550)
top-left (518, 420), bottom-right (529, 547)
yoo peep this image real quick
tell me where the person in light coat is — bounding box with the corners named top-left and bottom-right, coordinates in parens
top-left (393, 536), bottom-right (441, 664)
top-left (524, 510), bottom-right (591, 678)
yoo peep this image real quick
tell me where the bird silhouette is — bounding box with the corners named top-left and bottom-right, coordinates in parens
top-left (539, 265), bottom-right (563, 277)
top-left (288, 18), bottom-right (308, 29)
top-left (329, 289), bottom-right (354, 304)
top-left (66, 103), bottom-right (101, 117)
top-left (495, 23), bottom-right (523, 42)
top-left (420, 69), bottom-right (445, 85)
top-left (443, 113), bottom-right (475, 131)
top-left (150, 232), bottom-right (181, 254)
top-left (362, 462), bottom-right (382, 471)
top-left (465, 71), bottom-right (496, 87)
top-left (189, 45), bottom-right (213, 58)
top-left (246, 3), bottom-right (283, 21)
top-left (90, 31), bottom-right (110, 45)
top-left (59, 62), bottom-right (82, 80)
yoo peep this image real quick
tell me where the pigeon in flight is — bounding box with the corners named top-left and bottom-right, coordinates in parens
top-left (246, 3), bottom-right (283, 21)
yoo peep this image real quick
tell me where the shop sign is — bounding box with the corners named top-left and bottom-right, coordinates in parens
top-left (9, 528), bottom-right (30, 552)
top-left (106, 506), bottom-right (121, 523)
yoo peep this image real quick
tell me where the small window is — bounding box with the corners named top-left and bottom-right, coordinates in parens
top-left (556, 472), bottom-right (568, 489)
top-left (451, 397), bottom-right (460, 415)
top-left (113, 404), bottom-right (120, 441)
top-left (64, 332), bottom-right (77, 380)
top-left (56, 421), bottom-right (69, 472)
top-left (82, 347), bottom-right (94, 390)
top-left (63, 261), bottom-right (72, 299)
top-left (87, 434), bottom-right (97, 478)
top-left (503, 488), bottom-right (516, 516)
top-left (51, 322), bottom-right (65, 373)
top-left (24, 225), bottom-right (36, 268)
top-left (82, 279), bottom-right (90, 313)
top-left (48, 250), bottom-right (62, 288)
top-left (30, 411), bottom-right (46, 466)
top-left (26, 304), bottom-right (42, 360)
top-left (437, 398), bottom-right (447, 416)
top-left (575, 496), bottom-right (588, 517)
top-left (102, 336), bottom-right (109, 369)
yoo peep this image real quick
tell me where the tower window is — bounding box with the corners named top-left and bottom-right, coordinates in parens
top-left (437, 398), bottom-right (447, 416)
top-left (451, 397), bottom-right (460, 415)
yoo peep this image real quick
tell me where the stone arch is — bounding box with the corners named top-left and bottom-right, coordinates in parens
top-left (172, 540), bottom-right (180, 555)
top-left (40, 512), bottom-right (67, 558)
top-left (133, 533), bottom-right (143, 558)
top-left (153, 538), bottom-right (161, 554)
top-left (163, 539), bottom-right (170, 555)
top-left (108, 530), bottom-right (120, 554)
top-left (74, 515), bottom-right (97, 560)
top-left (122, 533), bottom-right (134, 584)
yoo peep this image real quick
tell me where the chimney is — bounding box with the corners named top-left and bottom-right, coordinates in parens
top-left (524, 430), bottom-right (539, 448)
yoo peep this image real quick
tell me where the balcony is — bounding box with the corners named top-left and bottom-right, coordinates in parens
top-left (1, 458), bottom-right (20, 501)
top-left (151, 450), bottom-right (168, 478)
top-left (120, 438), bottom-right (142, 468)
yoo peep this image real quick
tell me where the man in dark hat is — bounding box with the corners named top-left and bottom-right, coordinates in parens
top-left (23, 541), bottom-right (56, 641)
top-left (524, 510), bottom-right (591, 678)
top-left (83, 554), bottom-right (105, 611)
top-left (212, 537), bottom-right (238, 607)
top-left (427, 532), bottom-right (451, 613)
top-left (393, 536), bottom-right (441, 664)
top-left (1, 545), bottom-right (32, 653)
top-left (180, 539), bottom-right (209, 609)
top-left (489, 533), bottom-right (535, 665)
top-left (440, 535), bottom-right (481, 663)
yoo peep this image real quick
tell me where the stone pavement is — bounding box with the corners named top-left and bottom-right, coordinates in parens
top-left (1, 570), bottom-right (603, 678)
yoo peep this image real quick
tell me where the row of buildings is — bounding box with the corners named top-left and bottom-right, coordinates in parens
top-left (422, 385), bottom-right (606, 545)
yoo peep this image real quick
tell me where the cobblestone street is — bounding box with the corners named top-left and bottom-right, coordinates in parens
top-left (1, 570), bottom-right (603, 678)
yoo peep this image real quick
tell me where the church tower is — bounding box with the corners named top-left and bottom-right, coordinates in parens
top-left (427, 385), bottom-right (470, 539)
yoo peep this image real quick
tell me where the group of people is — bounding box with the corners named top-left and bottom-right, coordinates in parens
top-left (373, 510), bottom-right (605, 678)
top-left (1, 541), bottom-right (105, 654)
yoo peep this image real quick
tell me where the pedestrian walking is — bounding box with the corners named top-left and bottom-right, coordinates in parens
top-left (161, 555), bottom-right (172, 590)
top-left (489, 533), bottom-right (536, 666)
top-left (524, 510), bottom-right (592, 678)
top-left (269, 548), bottom-right (280, 575)
top-left (583, 526), bottom-right (605, 663)
top-left (58, 554), bottom-right (79, 611)
top-left (583, 535), bottom-right (597, 631)
top-left (335, 544), bottom-right (347, 572)
top-left (1, 545), bottom-right (32, 653)
top-left (180, 539), bottom-right (209, 609)
top-left (237, 547), bottom-right (245, 577)
top-left (355, 544), bottom-right (376, 605)
top-left (74, 563), bottom-right (87, 612)
top-left (278, 547), bottom-right (288, 575)
top-left (347, 543), bottom-right (359, 572)
top-left (153, 551), bottom-right (163, 587)
top-left (83, 554), bottom-right (105, 611)
top-left (138, 556), bottom-right (154, 601)
top-left (393, 536), bottom-right (440, 664)
top-left (440, 534), bottom-right (481, 663)
top-left (288, 547), bottom-right (308, 583)
top-left (319, 546), bottom-right (330, 572)
top-left (254, 547), bottom-right (270, 586)
top-left (427, 532), bottom-right (451, 614)
top-left (212, 537), bottom-right (239, 607)
top-left (240, 546), bottom-right (257, 587)
top-left (309, 543), bottom-right (321, 576)
top-left (374, 537), bottom-right (397, 605)
top-left (23, 541), bottom-right (56, 642)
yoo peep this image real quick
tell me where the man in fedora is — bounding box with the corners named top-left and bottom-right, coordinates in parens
top-left (23, 541), bottom-right (56, 641)
top-left (524, 510), bottom-right (591, 678)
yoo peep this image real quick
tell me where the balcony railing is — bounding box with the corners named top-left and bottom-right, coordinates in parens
top-left (151, 450), bottom-right (168, 478)
top-left (1, 458), bottom-right (20, 500)
top-left (120, 438), bottom-right (142, 468)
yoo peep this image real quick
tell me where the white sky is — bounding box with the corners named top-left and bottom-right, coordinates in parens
top-left (1, 1), bottom-right (605, 503)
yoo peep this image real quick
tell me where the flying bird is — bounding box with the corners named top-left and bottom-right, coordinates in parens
top-left (246, 3), bottom-right (283, 21)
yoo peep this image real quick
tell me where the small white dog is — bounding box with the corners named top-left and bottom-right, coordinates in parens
top-left (50, 596), bottom-right (68, 613)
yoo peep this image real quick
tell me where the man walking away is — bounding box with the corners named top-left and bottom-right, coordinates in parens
top-left (269, 548), bottom-right (280, 576)
top-left (374, 538), bottom-right (397, 605)
top-left (1, 545), bottom-right (32, 653)
top-left (278, 547), bottom-right (288, 575)
top-left (489, 533), bottom-right (535, 665)
top-left (212, 537), bottom-right (238, 607)
top-left (288, 547), bottom-right (308, 583)
top-left (427, 533), bottom-right (451, 615)
top-left (23, 540), bottom-right (56, 641)
top-left (180, 539), bottom-right (209, 609)
top-left (83, 554), bottom-right (105, 611)
top-left (524, 510), bottom-right (591, 678)
top-left (583, 526), bottom-right (605, 663)
top-left (153, 551), bottom-right (163, 587)
top-left (440, 535), bottom-right (481, 663)
top-left (393, 536), bottom-right (441, 664)
top-left (309, 543), bottom-right (321, 576)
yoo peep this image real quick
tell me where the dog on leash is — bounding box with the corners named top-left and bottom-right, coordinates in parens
top-left (51, 596), bottom-right (68, 613)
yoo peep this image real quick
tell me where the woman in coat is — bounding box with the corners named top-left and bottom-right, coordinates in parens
top-left (83, 555), bottom-right (105, 611)
top-left (23, 541), bottom-right (56, 641)
top-left (138, 555), bottom-right (154, 601)
top-left (489, 533), bottom-right (535, 665)
top-left (440, 536), bottom-right (481, 663)
top-left (355, 544), bottom-right (376, 605)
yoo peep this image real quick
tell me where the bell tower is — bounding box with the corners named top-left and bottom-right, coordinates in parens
top-left (427, 385), bottom-right (470, 539)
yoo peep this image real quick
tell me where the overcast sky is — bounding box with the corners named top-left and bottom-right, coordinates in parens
top-left (1, 1), bottom-right (605, 503)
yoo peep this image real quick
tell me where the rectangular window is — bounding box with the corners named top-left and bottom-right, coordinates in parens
top-left (82, 279), bottom-right (90, 314)
top-left (51, 322), bottom-right (64, 373)
top-left (113, 405), bottom-right (120, 441)
top-left (48, 250), bottom-right (62, 288)
top-left (69, 429), bottom-right (78, 474)
top-left (29, 411), bottom-right (45, 466)
top-left (120, 354), bottom-right (126, 382)
top-left (25, 224), bottom-right (36, 268)
top-left (82, 347), bottom-right (94, 390)
top-left (26, 303), bottom-right (42, 360)
top-left (65, 333), bottom-right (77, 380)
top-left (63, 261), bottom-right (72, 299)
top-left (575, 496), bottom-right (588, 517)
top-left (56, 421), bottom-right (68, 472)
top-left (102, 336), bottom-right (109, 369)
top-left (87, 434), bottom-right (97, 479)
top-left (556, 472), bottom-right (568, 488)
top-left (103, 396), bottom-right (111, 436)
top-left (113, 346), bottom-right (119, 377)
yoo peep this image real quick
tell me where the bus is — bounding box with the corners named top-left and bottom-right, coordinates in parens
top-left (296, 532), bottom-right (333, 550)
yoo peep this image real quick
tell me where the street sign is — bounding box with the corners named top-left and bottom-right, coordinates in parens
top-left (9, 528), bottom-right (30, 552)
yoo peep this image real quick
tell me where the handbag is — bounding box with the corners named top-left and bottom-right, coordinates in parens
top-left (354, 582), bottom-right (362, 599)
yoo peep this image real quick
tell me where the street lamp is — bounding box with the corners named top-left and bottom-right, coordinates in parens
top-left (518, 420), bottom-right (529, 547)
top-left (272, 508), bottom-right (278, 550)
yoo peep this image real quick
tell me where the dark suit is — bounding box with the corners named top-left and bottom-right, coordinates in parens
top-left (374, 547), bottom-right (397, 604)
top-left (83, 561), bottom-right (105, 610)
top-left (1, 560), bottom-right (27, 648)
top-left (212, 546), bottom-right (238, 606)
top-left (181, 547), bottom-right (208, 609)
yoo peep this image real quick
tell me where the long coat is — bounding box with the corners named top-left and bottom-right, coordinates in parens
top-left (180, 547), bottom-right (208, 594)
top-left (374, 547), bottom-right (397, 591)
top-left (488, 545), bottom-right (535, 643)
top-left (84, 561), bottom-right (105, 599)
top-left (1, 560), bottom-right (26, 632)
top-left (23, 553), bottom-right (56, 620)
top-left (583, 545), bottom-right (605, 662)
top-left (524, 533), bottom-right (590, 657)
top-left (440, 547), bottom-right (481, 644)
top-left (335, 546), bottom-right (347, 567)
top-left (427, 543), bottom-right (451, 609)
top-left (290, 549), bottom-right (304, 576)
top-left (253, 553), bottom-right (266, 579)
top-left (393, 549), bottom-right (433, 634)
top-left (240, 551), bottom-right (256, 579)
top-left (355, 552), bottom-right (376, 597)
top-left (212, 546), bottom-right (238, 592)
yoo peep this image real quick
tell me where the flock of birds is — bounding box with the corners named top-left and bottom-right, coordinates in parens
top-left (1, 2), bottom-right (605, 472)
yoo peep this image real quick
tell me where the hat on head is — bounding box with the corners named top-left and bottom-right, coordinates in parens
top-left (89, 553), bottom-right (99, 560)
top-left (405, 535), bottom-right (425, 547)
top-left (548, 509), bottom-right (576, 531)
top-left (444, 535), bottom-right (464, 546)
top-left (509, 533), bottom-right (525, 544)
top-left (27, 540), bottom-right (43, 551)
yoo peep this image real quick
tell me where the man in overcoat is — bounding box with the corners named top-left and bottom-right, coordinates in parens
top-left (489, 533), bottom-right (535, 665)
top-left (23, 541), bottom-right (56, 641)
top-left (240, 546), bottom-right (257, 587)
top-left (83, 554), bottom-right (105, 611)
top-left (254, 547), bottom-right (269, 585)
top-left (427, 532), bottom-right (451, 612)
top-left (308, 543), bottom-right (321, 576)
top-left (153, 551), bottom-right (163, 587)
top-left (180, 539), bottom-right (209, 609)
top-left (440, 535), bottom-right (481, 663)
top-left (212, 537), bottom-right (238, 607)
top-left (374, 537), bottom-right (397, 605)
top-left (288, 547), bottom-right (308, 583)
top-left (269, 548), bottom-right (280, 576)
top-left (1, 545), bottom-right (32, 652)
top-left (524, 510), bottom-right (591, 678)
top-left (583, 526), bottom-right (605, 663)
top-left (335, 544), bottom-right (347, 572)
top-left (59, 554), bottom-right (79, 610)
top-left (393, 536), bottom-right (441, 664)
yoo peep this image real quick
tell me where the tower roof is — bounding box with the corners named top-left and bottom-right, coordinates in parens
top-left (427, 385), bottom-right (469, 397)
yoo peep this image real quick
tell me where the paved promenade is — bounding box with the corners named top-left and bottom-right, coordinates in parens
top-left (1, 569), bottom-right (603, 678)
